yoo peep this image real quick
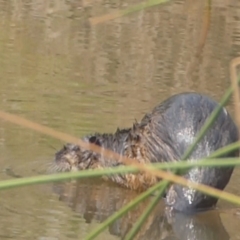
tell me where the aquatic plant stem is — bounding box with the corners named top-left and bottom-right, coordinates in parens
top-left (209, 142), bottom-right (240, 158)
top-left (89, 0), bottom-right (169, 25)
top-left (0, 157), bottom-right (239, 190)
top-left (124, 182), bottom-right (168, 240)
top-left (182, 87), bottom-right (234, 161)
top-left (85, 181), bottom-right (167, 240)
top-left (109, 74), bottom-right (240, 240)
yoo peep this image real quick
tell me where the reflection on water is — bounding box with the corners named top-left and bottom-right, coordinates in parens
top-left (0, 0), bottom-right (240, 239)
top-left (54, 180), bottom-right (230, 240)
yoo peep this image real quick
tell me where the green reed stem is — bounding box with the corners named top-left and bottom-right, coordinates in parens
top-left (209, 141), bottom-right (240, 158)
top-left (182, 92), bottom-right (233, 161)
top-left (125, 138), bottom-right (240, 240)
top-left (122, 0), bottom-right (169, 16)
top-left (3, 138), bottom-right (238, 190)
top-left (123, 74), bottom-right (240, 240)
top-left (124, 182), bottom-right (167, 240)
top-left (148, 76), bottom-right (238, 199)
top-left (0, 157), bottom-right (239, 191)
top-left (89, 0), bottom-right (170, 25)
top-left (183, 71), bottom-right (240, 161)
top-left (125, 170), bottom-right (177, 239)
top-left (85, 180), bottom-right (166, 240)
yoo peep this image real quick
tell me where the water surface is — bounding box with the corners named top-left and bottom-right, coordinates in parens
top-left (0, 0), bottom-right (240, 239)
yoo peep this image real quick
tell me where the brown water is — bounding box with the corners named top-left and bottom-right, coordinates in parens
top-left (0, 0), bottom-right (240, 239)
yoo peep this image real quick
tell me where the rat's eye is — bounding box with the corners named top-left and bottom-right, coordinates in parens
top-left (89, 136), bottom-right (101, 146)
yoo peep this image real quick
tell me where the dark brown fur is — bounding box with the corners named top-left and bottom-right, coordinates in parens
top-left (51, 93), bottom-right (239, 212)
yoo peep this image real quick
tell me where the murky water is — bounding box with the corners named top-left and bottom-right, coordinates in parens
top-left (0, 0), bottom-right (240, 239)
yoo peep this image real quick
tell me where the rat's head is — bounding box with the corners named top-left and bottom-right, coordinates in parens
top-left (53, 143), bottom-right (82, 172)
top-left (50, 142), bottom-right (99, 173)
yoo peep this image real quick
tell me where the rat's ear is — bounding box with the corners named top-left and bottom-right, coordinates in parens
top-left (89, 136), bottom-right (101, 146)
top-left (129, 123), bottom-right (141, 142)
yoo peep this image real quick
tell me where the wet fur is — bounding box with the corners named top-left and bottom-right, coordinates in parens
top-left (52, 93), bottom-right (239, 212)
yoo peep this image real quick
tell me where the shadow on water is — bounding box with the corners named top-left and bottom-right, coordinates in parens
top-left (53, 180), bottom-right (230, 240)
